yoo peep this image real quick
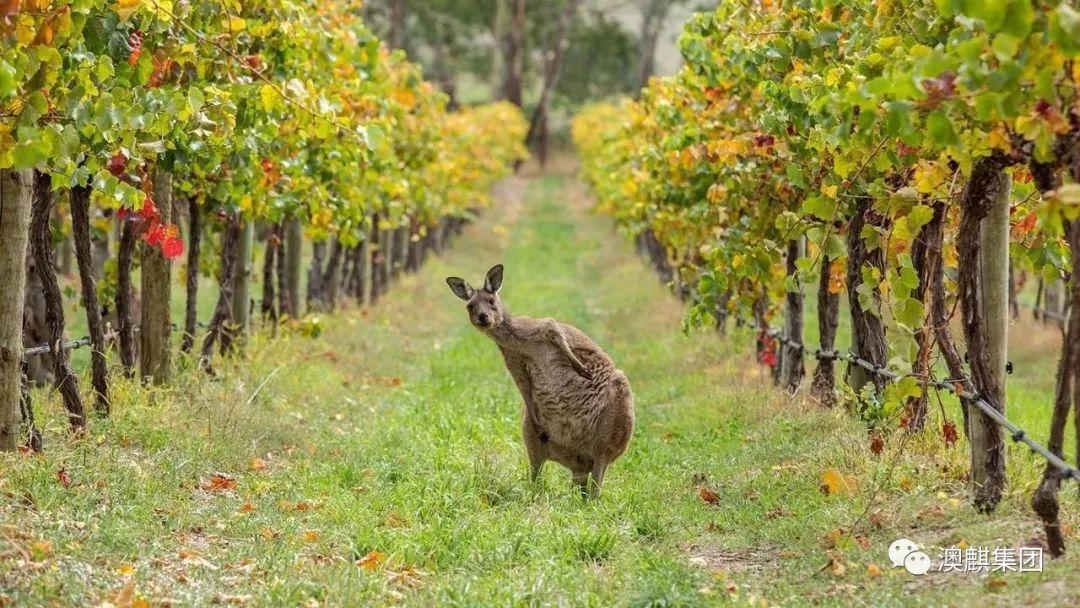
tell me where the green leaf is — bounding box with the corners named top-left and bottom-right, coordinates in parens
top-left (895, 297), bottom-right (925, 329)
top-left (906, 204), bottom-right (935, 232)
top-left (926, 111), bottom-right (958, 147)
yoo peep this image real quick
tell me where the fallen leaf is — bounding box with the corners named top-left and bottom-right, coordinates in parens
top-left (259, 527), bottom-right (280, 540)
top-left (820, 468), bottom-right (858, 496)
top-left (357, 550), bottom-right (386, 571)
top-left (866, 563), bottom-right (883, 578)
top-left (117, 563), bottom-right (135, 576)
top-left (303, 530), bottom-right (320, 543)
top-left (855, 535), bottom-right (871, 550)
top-left (56, 468), bottom-right (71, 488)
top-left (986, 577), bottom-right (1008, 591)
top-left (823, 528), bottom-right (846, 548)
top-left (237, 501), bottom-right (255, 515)
top-left (869, 434), bottom-right (884, 455)
top-left (201, 474), bottom-right (237, 493)
top-left (249, 458), bottom-right (267, 472)
top-left (825, 555), bottom-right (846, 577)
top-left (698, 486), bottom-right (720, 505)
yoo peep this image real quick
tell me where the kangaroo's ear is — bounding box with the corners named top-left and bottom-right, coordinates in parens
top-left (446, 277), bottom-right (474, 301)
top-left (484, 264), bottom-right (504, 293)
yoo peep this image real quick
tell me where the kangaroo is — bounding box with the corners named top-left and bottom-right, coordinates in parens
top-left (446, 264), bottom-right (634, 497)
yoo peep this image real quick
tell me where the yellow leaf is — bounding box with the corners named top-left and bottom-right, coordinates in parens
top-left (866, 563), bottom-right (883, 577)
top-left (820, 468), bottom-right (858, 496)
top-left (113, 0), bottom-right (142, 22)
top-left (357, 550), bottom-right (386, 571)
top-left (226, 16), bottom-right (247, 32)
top-left (117, 563), bottom-right (135, 576)
top-left (249, 458), bottom-right (267, 472)
top-left (821, 184), bottom-right (838, 198)
top-left (303, 530), bottom-right (320, 543)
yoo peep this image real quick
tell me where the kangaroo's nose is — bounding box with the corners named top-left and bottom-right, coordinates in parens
top-left (477, 313), bottom-right (491, 326)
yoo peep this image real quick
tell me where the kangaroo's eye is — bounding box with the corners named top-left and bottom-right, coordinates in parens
top-left (467, 303), bottom-right (475, 311)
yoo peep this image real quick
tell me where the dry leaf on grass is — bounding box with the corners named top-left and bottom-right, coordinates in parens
top-left (697, 486), bottom-right (720, 505)
top-left (201, 474), bottom-right (237, 493)
top-left (820, 468), bottom-right (858, 496)
top-left (357, 550), bottom-right (386, 571)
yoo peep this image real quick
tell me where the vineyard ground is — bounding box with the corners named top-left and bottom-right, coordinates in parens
top-left (2, 172), bottom-right (1078, 606)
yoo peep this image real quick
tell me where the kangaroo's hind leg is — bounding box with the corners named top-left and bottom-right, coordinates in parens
top-left (522, 408), bottom-right (546, 482)
top-left (588, 461), bottom-right (609, 499)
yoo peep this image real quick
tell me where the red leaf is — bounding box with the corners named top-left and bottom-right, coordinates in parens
top-left (697, 485), bottom-right (720, 505)
top-left (56, 468), bottom-right (71, 488)
top-left (942, 421), bottom-right (959, 447)
top-left (145, 222), bottom-right (165, 247)
top-left (162, 237), bottom-right (184, 259)
top-left (869, 433), bottom-right (884, 455)
top-left (107, 152), bottom-right (127, 177)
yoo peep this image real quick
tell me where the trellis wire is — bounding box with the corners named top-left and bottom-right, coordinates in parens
top-left (21, 321), bottom-right (211, 358)
top-left (765, 328), bottom-right (1080, 482)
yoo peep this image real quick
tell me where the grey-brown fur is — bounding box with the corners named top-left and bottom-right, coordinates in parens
top-left (446, 264), bottom-right (634, 497)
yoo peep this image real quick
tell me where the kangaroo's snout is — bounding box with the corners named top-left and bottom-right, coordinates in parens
top-left (477, 312), bottom-right (492, 327)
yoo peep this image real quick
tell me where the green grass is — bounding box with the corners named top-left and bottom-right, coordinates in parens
top-left (2, 174), bottom-right (1078, 606)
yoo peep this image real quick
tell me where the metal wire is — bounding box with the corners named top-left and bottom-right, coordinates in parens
top-left (21, 321), bottom-right (210, 358)
top-left (765, 328), bottom-right (1080, 482)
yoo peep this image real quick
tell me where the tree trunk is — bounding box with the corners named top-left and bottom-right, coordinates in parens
top-left (497, 0), bottom-right (525, 107)
top-left (323, 238), bottom-right (344, 311)
top-left (307, 241), bottom-right (327, 311)
top-left (846, 198), bottom-right (889, 397)
top-left (284, 216), bottom-right (303, 318)
top-left (907, 206), bottom-right (934, 431)
top-left (369, 221), bottom-right (383, 304)
top-left (381, 225), bottom-right (395, 293)
top-left (201, 215), bottom-right (241, 370)
top-left (231, 218), bottom-right (254, 335)
top-left (357, 227), bottom-right (371, 305)
top-left (275, 222), bottom-right (289, 321)
top-left (780, 237), bottom-right (805, 392)
top-left (394, 226), bottom-right (408, 279)
top-left (0, 169), bottom-right (33, 451)
top-left (30, 171), bottom-right (85, 431)
top-left (140, 171), bottom-right (173, 385)
top-left (70, 185), bottom-right (111, 414)
top-left (387, 0), bottom-right (405, 50)
top-left (811, 255), bottom-right (840, 407)
top-left (181, 197), bottom-right (202, 354)
top-left (636, 0), bottom-right (668, 93)
top-left (261, 225), bottom-right (279, 325)
top-left (116, 216), bottom-right (137, 376)
top-left (956, 155), bottom-right (1010, 513)
top-left (524, 0), bottom-right (585, 154)
top-left (1034, 277), bottom-right (1045, 321)
top-left (926, 201), bottom-right (973, 439)
top-left (1029, 147), bottom-right (1075, 557)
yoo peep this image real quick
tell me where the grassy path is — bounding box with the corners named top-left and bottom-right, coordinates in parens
top-left (2, 174), bottom-right (1078, 606)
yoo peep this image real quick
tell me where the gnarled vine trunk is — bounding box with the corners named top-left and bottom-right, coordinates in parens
top-left (780, 237), bottom-right (805, 392)
top-left (846, 197), bottom-right (889, 398)
top-left (261, 224), bottom-right (279, 325)
top-left (70, 184), bottom-right (111, 415)
top-left (116, 216), bottom-right (137, 376)
top-left (182, 197), bottom-right (202, 354)
top-left (201, 214), bottom-right (241, 370)
top-left (30, 171), bottom-right (85, 431)
top-left (284, 216), bottom-right (303, 319)
top-left (811, 255), bottom-right (840, 407)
